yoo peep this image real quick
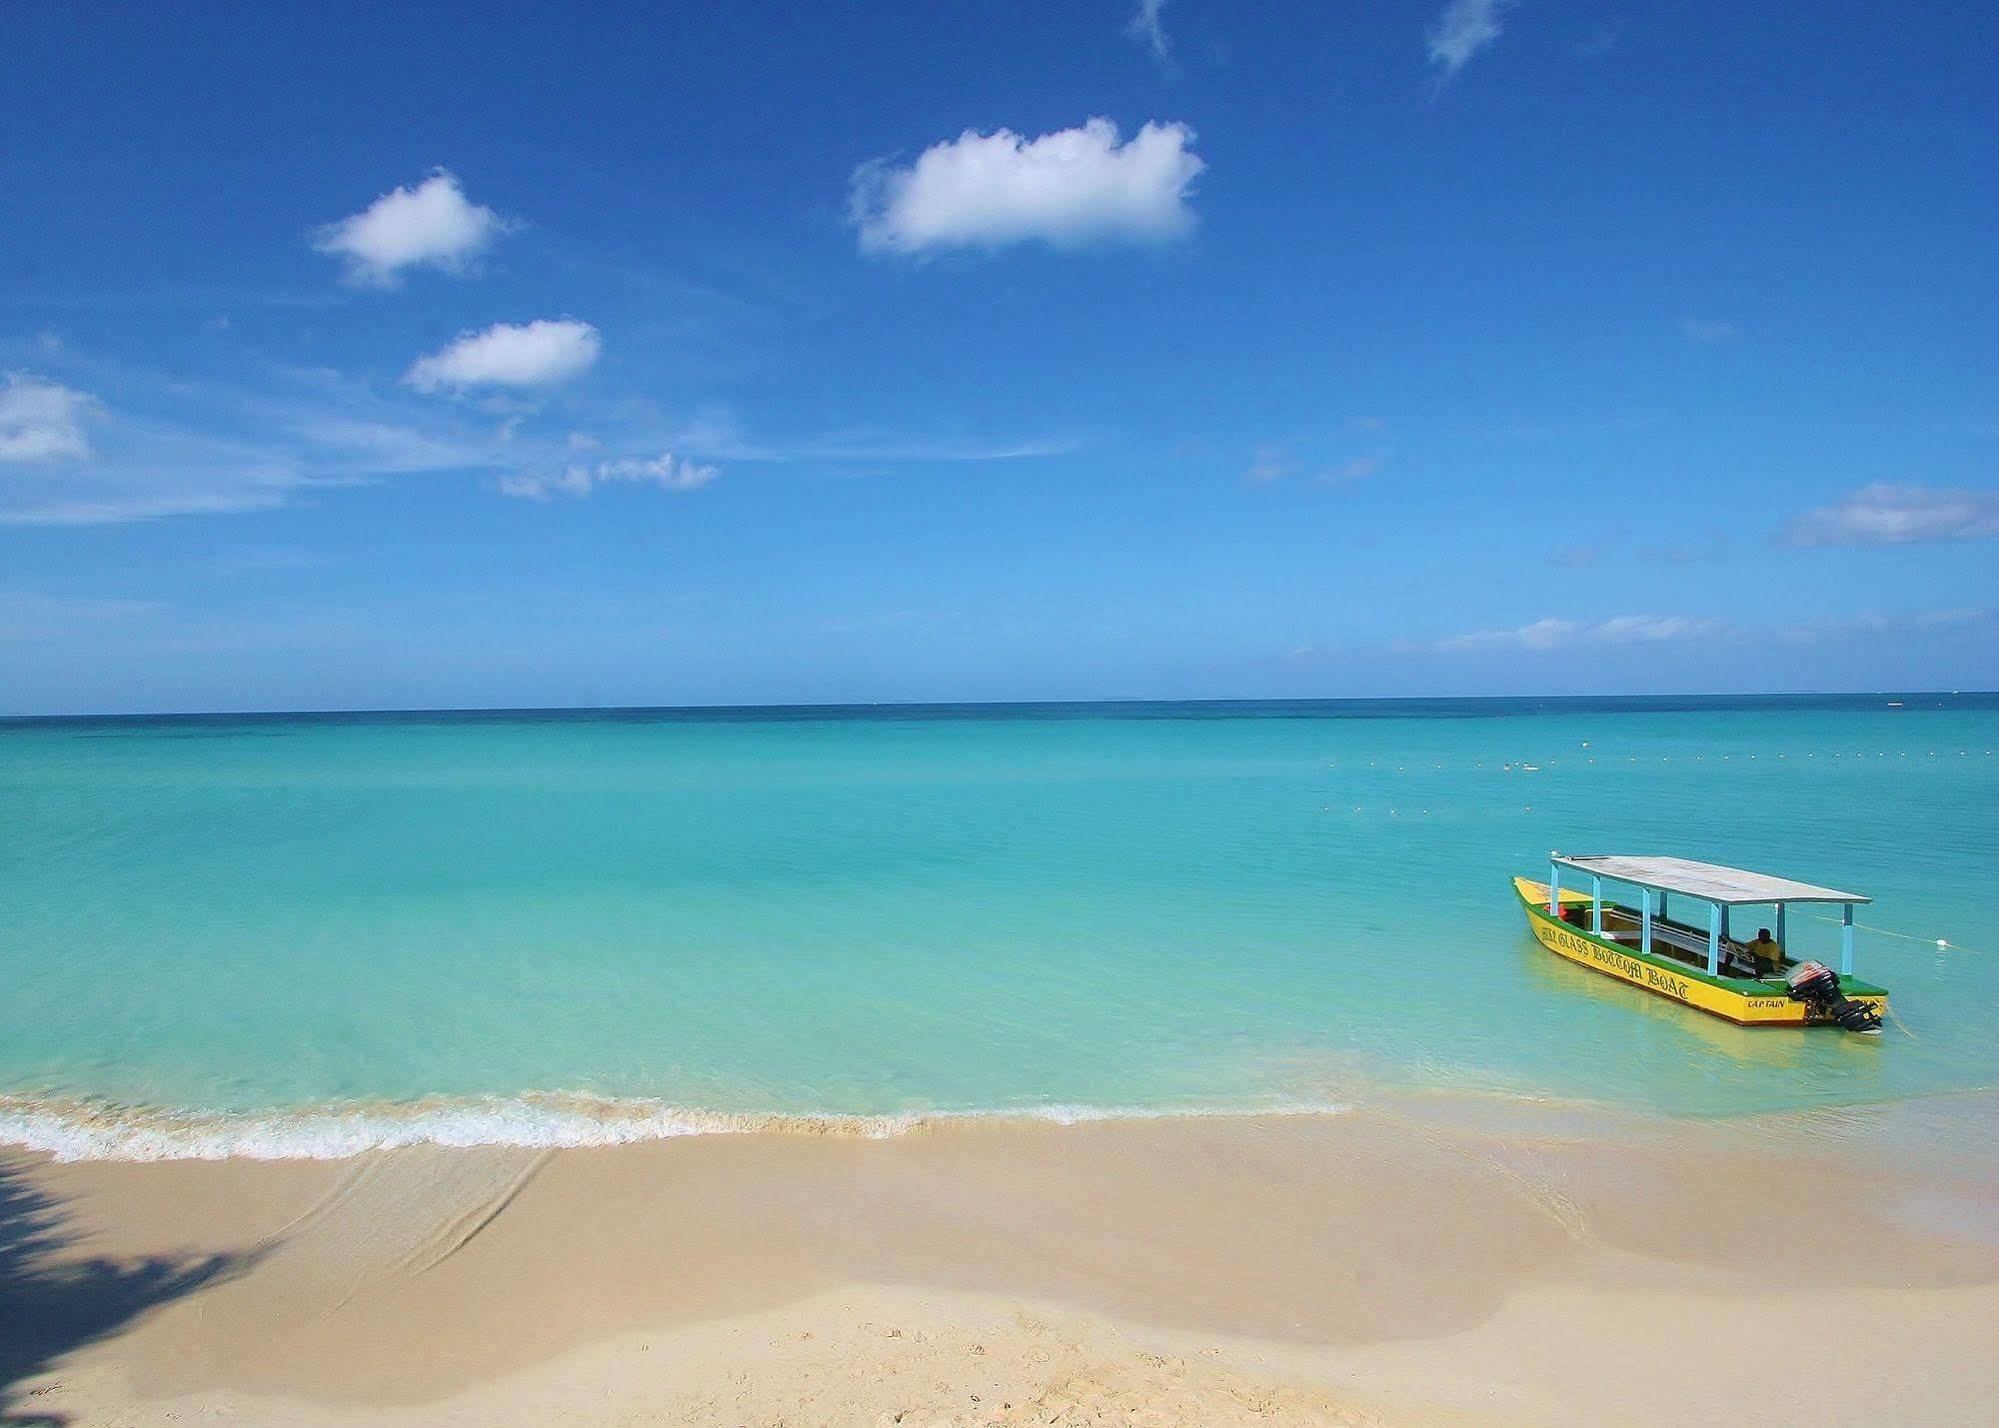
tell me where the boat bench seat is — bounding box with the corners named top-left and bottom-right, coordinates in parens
top-left (1607, 914), bottom-right (1769, 978)
top-left (1572, 902), bottom-right (1777, 979)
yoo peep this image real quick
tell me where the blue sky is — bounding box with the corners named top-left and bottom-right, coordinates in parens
top-left (2, 1), bottom-right (1994, 714)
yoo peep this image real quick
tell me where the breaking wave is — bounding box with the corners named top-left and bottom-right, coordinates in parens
top-left (0, 1090), bottom-right (1352, 1163)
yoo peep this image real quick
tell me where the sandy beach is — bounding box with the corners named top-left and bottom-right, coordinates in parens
top-left (7, 1093), bottom-right (1997, 1426)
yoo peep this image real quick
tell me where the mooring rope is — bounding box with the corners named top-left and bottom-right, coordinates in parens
top-left (1794, 909), bottom-right (1980, 957)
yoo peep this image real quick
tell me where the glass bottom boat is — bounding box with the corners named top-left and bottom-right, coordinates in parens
top-left (1514, 853), bottom-right (1888, 1032)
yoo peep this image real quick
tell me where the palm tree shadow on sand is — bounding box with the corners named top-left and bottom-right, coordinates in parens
top-left (0, 1158), bottom-right (265, 1426)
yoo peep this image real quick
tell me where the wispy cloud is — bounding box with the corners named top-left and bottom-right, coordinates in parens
top-left (1126, 1), bottom-right (1171, 67)
top-left (1545, 544), bottom-right (1598, 570)
top-left (1427, 0), bottom-right (1511, 76)
top-left (1244, 443), bottom-right (1380, 486)
top-left (2, 288), bottom-right (346, 314)
top-left (0, 587), bottom-right (376, 670)
top-left (1576, 19), bottom-right (1623, 58)
top-left (0, 345), bottom-right (513, 525)
top-left (1637, 543), bottom-right (1720, 567)
top-left (1324, 455), bottom-right (1380, 484)
top-left (1679, 317), bottom-right (1738, 343)
top-left (497, 452), bottom-right (720, 501)
top-left (1243, 445), bottom-right (1293, 485)
top-left (405, 319), bottom-right (601, 393)
top-left (202, 546), bottom-right (331, 575)
top-left (291, 418), bottom-right (489, 472)
top-left (0, 372), bottom-right (97, 462)
top-left (313, 169), bottom-right (510, 287)
top-left (0, 589), bottom-right (166, 642)
top-left (1780, 607), bottom-right (1991, 643)
top-left (0, 482), bottom-right (299, 527)
top-left (0, 338), bottom-right (1069, 526)
top-left (662, 410), bottom-right (1077, 466)
top-left (1787, 483), bottom-right (1999, 547)
top-left (1436, 613), bottom-right (1721, 654)
top-left (851, 118), bottom-right (1204, 255)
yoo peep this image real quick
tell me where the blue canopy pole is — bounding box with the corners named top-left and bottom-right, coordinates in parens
top-left (1841, 903), bottom-right (1855, 976)
top-left (1720, 904), bottom-right (1731, 945)
top-left (1776, 903), bottom-right (1787, 952)
top-left (1549, 859), bottom-right (1561, 916)
top-left (1591, 875), bottom-right (1603, 935)
top-left (1659, 890), bottom-right (1669, 924)
top-left (1707, 902), bottom-right (1722, 976)
top-left (1641, 887), bottom-right (1654, 957)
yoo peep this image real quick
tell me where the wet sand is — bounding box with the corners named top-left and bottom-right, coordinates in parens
top-left (5, 1094), bottom-right (1997, 1425)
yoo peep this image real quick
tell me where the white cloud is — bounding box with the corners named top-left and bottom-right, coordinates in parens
top-left (852, 118), bottom-right (1204, 255)
top-left (405, 319), bottom-right (601, 393)
top-left (1427, 0), bottom-right (1510, 76)
top-left (1788, 483), bottom-right (1999, 547)
top-left (313, 169), bottom-right (508, 286)
top-left (1437, 614), bottom-right (1720, 653)
top-left (497, 452), bottom-right (720, 502)
top-left (1127, 1), bottom-right (1170, 64)
top-left (0, 373), bottom-right (96, 461)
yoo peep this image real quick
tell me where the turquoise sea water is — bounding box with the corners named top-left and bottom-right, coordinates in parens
top-left (2, 696), bottom-right (1995, 1158)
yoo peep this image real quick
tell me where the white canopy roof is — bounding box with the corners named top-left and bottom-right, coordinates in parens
top-left (1551, 853), bottom-right (1870, 906)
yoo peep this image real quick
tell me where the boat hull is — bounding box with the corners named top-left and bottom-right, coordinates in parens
top-left (1512, 877), bottom-right (1889, 1028)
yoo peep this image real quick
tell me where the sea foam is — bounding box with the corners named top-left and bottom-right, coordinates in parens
top-left (0, 1091), bottom-right (1351, 1163)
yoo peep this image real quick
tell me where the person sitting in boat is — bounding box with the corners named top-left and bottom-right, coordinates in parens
top-left (1746, 928), bottom-right (1785, 975)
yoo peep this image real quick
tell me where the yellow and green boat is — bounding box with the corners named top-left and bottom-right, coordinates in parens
top-left (1514, 853), bottom-right (1888, 1032)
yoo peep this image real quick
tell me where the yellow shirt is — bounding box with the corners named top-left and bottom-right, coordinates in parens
top-left (1748, 937), bottom-right (1783, 973)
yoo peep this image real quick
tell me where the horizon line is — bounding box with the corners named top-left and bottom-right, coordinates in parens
top-left (4, 689), bottom-right (1992, 724)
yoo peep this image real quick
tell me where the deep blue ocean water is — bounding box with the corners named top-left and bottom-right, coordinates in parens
top-left (2, 695), bottom-right (1994, 1157)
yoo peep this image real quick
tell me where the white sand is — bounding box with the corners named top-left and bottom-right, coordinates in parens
top-left (6, 1097), bottom-right (1996, 1425)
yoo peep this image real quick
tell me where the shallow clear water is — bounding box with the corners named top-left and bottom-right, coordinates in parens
top-left (2, 696), bottom-right (1994, 1156)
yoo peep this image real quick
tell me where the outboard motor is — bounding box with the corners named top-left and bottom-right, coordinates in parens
top-left (1785, 961), bottom-right (1883, 1035)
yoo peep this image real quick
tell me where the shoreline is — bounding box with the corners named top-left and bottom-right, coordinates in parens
top-left (7, 1092), bottom-right (1997, 1424)
top-left (8, 1077), bottom-right (1997, 1163)
top-left (0, 1089), bottom-right (1360, 1164)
